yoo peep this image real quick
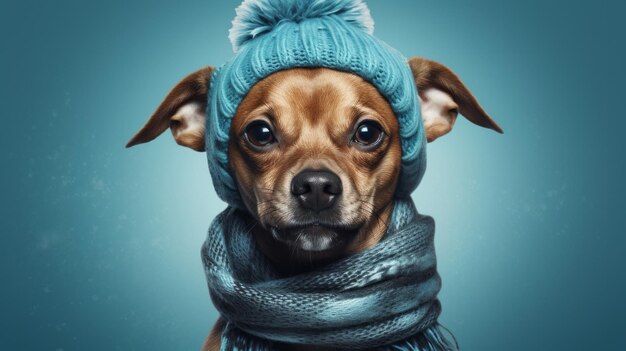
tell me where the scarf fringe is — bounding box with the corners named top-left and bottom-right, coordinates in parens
top-left (220, 324), bottom-right (273, 351)
top-left (382, 324), bottom-right (458, 351)
top-left (220, 323), bottom-right (458, 351)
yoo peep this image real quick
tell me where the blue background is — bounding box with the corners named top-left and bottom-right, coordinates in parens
top-left (2, 0), bottom-right (625, 350)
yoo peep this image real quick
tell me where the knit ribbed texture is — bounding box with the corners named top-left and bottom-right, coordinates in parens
top-left (202, 198), bottom-right (457, 350)
top-left (205, 0), bottom-right (427, 209)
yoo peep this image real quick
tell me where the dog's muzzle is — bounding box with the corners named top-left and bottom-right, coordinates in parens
top-left (270, 169), bottom-right (356, 251)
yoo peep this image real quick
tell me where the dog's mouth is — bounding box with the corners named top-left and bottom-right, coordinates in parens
top-left (270, 223), bottom-right (359, 252)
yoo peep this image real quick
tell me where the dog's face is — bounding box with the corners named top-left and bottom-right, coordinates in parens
top-left (127, 58), bottom-right (501, 265)
top-left (228, 68), bottom-right (401, 258)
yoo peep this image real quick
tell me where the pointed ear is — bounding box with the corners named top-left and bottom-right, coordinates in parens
top-left (126, 66), bottom-right (214, 151)
top-left (408, 57), bottom-right (503, 142)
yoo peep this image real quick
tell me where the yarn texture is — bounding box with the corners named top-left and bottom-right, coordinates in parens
top-left (202, 199), bottom-right (457, 350)
top-left (229, 0), bottom-right (374, 53)
top-left (206, 0), bottom-right (426, 209)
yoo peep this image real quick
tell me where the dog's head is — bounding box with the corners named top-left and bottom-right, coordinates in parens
top-left (128, 58), bottom-right (501, 264)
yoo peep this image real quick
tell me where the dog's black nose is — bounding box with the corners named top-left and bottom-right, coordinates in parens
top-left (291, 170), bottom-right (342, 212)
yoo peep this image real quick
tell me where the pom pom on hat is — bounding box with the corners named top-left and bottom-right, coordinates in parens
top-left (229, 0), bottom-right (374, 52)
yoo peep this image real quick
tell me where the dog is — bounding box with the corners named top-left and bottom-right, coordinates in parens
top-left (127, 1), bottom-right (502, 350)
top-left (127, 57), bottom-right (501, 350)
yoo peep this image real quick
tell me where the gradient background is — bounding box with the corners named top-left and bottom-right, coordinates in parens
top-left (2, 0), bottom-right (625, 350)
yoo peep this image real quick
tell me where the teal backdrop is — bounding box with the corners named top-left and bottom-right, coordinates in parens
top-left (1, 0), bottom-right (625, 350)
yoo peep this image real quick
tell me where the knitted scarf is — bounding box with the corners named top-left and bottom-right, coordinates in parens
top-left (202, 198), bottom-right (457, 350)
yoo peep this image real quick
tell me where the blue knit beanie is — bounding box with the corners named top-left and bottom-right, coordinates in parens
top-left (206, 0), bottom-right (426, 209)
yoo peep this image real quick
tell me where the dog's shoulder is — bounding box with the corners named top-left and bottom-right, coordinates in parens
top-left (201, 317), bottom-right (226, 351)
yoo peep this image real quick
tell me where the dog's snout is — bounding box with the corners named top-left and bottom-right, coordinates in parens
top-left (291, 170), bottom-right (342, 212)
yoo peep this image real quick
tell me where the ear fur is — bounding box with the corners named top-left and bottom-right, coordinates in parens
top-left (408, 57), bottom-right (502, 142)
top-left (126, 66), bottom-right (214, 151)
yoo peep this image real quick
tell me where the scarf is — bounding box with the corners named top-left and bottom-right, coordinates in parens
top-left (201, 198), bottom-right (457, 350)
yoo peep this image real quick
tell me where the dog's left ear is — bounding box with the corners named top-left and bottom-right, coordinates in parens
top-left (408, 57), bottom-right (503, 142)
top-left (126, 66), bottom-right (214, 151)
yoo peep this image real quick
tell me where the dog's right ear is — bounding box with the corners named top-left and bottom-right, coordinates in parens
top-left (126, 66), bottom-right (214, 152)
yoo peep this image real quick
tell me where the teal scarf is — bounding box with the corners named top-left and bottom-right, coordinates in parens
top-left (202, 199), bottom-right (457, 350)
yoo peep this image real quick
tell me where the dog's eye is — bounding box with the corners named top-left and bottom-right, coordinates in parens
top-left (352, 121), bottom-right (384, 147)
top-left (244, 120), bottom-right (276, 148)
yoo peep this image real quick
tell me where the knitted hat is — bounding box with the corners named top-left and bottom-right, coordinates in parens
top-left (206, 0), bottom-right (426, 208)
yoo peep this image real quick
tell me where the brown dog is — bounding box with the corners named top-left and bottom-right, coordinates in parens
top-left (127, 58), bottom-right (501, 351)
